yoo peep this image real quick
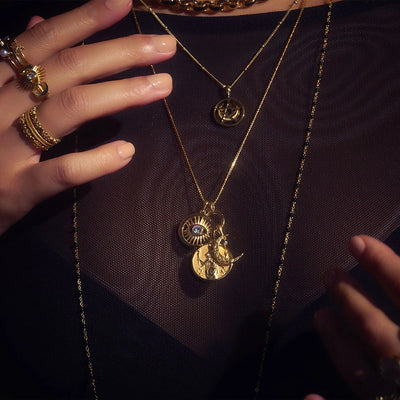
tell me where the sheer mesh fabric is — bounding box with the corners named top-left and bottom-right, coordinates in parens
top-left (0, 1), bottom-right (399, 399)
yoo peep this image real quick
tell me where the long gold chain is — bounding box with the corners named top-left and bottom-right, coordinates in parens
top-left (73, 0), bottom-right (333, 397)
top-left (138, 0), bottom-right (299, 126)
top-left (254, 1), bottom-right (332, 396)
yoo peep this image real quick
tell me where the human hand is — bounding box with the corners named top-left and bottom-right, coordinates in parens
top-left (310, 235), bottom-right (400, 400)
top-left (0, 0), bottom-right (176, 235)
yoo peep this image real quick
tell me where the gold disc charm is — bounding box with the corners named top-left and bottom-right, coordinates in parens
top-left (213, 98), bottom-right (245, 127)
top-left (192, 244), bottom-right (233, 281)
top-left (178, 213), bottom-right (212, 247)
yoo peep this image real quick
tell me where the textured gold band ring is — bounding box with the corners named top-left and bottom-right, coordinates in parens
top-left (19, 106), bottom-right (61, 151)
top-left (0, 36), bottom-right (49, 98)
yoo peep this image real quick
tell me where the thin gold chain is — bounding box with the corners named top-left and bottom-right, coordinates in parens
top-left (133, 1), bottom-right (306, 206)
top-left (73, 1), bottom-right (333, 398)
top-left (137, 0), bottom-right (298, 95)
top-left (73, 137), bottom-right (98, 400)
top-left (254, 1), bottom-right (332, 397)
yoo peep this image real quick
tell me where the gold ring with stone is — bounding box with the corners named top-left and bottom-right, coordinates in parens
top-left (19, 106), bottom-right (60, 151)
top-left (0, 36), bottom-right (49, 98)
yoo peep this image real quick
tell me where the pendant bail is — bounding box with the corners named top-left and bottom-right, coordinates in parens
top-left (224, 85), bottom-right (232, 98)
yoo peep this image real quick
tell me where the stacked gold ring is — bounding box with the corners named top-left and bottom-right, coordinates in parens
top-left (19, 106), bottom-right (60, 151)
top-left (0, 36), bottom-right (48, 98)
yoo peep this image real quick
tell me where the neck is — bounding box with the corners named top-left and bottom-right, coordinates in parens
top-left (135, 0), bottom-right (340, 16)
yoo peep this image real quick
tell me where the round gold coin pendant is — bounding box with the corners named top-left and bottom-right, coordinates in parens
top-left (213, 98), bottom-right (245, 127)
top-left (192, 244), bottom-right (233, 281)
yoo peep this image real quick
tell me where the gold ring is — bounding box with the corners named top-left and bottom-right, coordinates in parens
top-left (0, 36), bottom-right (48, 98)
top-left (19, 106), bottom-right (60, 151)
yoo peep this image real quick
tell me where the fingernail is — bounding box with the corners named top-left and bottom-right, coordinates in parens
top-left (323, 269), bottom-right (338, 289)
top-left (348, 236), bottom-right (366, 259)
top-left (147, 73), bottom-right (172, 93)
top-left (150, 35), bottom-right (176, 53)
top-left (105, 0), bottom-right (131, 11)
top-left (118, 142), bottom-right (135, 160)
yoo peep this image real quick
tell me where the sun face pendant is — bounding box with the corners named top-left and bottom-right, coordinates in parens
top-left (178, 213), bottom-right (212, 247)
top-left (212, 97), bottom-right (245, 127)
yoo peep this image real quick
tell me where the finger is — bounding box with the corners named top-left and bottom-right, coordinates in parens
top-left (10, 73), bottom-right (171, 158)
top-left (0, 32), bottom-right (175, 131)
top-left (315, 308), bottom-right (388, 399)
top-left (22, 140), bottom-right (135, 206)
top-left (43, 73), bottom-right (172, 136)
top-left (325, 268), bottom-right (400, 359)
top-left (45, 34), bottom-right (176, 93)
top-left (303, 395), bottom-right (326, 400)
top-left (0, 34), bottom-right (175, 124)
top-left (0, 0), bottom-right (132, 83)
top-left (26, 16), bottom-right (45, 30)
top-left (349, 235), bottom-right (400, 308)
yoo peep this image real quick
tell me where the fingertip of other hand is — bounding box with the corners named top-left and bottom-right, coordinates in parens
top-left (348, 235), bottom-right (366, 259)
top-left (117, 141), bottom-right (135, 161)
top-left (304, 394), bottom-right (327, 400)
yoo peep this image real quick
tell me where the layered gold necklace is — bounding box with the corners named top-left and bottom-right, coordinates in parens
top-left (72, 1), bottom-right (333, 398)
top-left (138, 0), bottom-right (299, 126)
top-left (135, 1), bottom-right (306, 281)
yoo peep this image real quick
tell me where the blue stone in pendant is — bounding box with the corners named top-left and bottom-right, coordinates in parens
top-left (191, 224), bottom-right (203, 235)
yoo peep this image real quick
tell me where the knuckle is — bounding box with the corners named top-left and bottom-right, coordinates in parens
top-left (54, 158), bottom-right (79, 186)
top-left (28, 19), bottom-right (61, 50)
top-left (58, 87), bottom-right (90, 119)
top-left (54, 48), bottom-right (85, 75)
top-left (126, 76), bottom-right (151, 98)
top-left (121, 36), bottom-right (145, 60)
top-left (360, 315), bottom-right (386, 346)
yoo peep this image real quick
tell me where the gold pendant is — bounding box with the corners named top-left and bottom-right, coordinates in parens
top-left (178, 203), bottom-right (243, 281)
top-left (178, 213), bottom-right (212, 247)
top-left (192, 243), bottom-right (233, 280)
top-left (213, 97), bottom-right (245, 127)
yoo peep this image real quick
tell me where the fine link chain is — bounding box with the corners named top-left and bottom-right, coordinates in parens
top-left (73, 131), bottom-right (98, 400)
top-left (133, 1), bottom-right (306, 206)
top-left (254, 1), bottom-right (333, 397)
top-left (138, 0), bottom-right (298, 95)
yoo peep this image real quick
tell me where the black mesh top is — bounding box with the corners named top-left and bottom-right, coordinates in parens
top-left (0, 1), bottom-right (400, 399)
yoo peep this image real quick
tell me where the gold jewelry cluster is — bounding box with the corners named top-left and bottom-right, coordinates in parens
top-left (155, 0), bottom-right (266, 12)
top-left (0, 36), bottom-right (48, 98)
top-left (19, 106), bottom-right (60, 151)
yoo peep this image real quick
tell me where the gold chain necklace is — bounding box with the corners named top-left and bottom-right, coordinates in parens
top-left (154, 0), bottom-right (271, 13)
top-left (135, 1), bottom-right (306, 281)
top-left (138, 0), bottom-right (299, 127)
top-left (72, 1), bottom-right (333, 397)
